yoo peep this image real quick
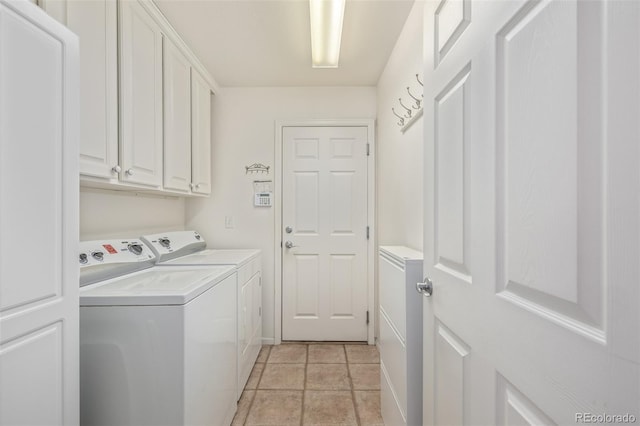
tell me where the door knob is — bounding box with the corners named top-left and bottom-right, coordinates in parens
top-left (285, 241), bottom-right (297, 249)
top-left (416, 277), bottom-right (433, 297)
top-left (285, 226), bottom-right (293, 233)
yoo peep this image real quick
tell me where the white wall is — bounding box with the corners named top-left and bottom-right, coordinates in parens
top-left (80, 188), bottom-right (185, 240)
top-left (376, 1), bottom-right (424, 251)
top-left (185, 86), bottom-right (377, 342)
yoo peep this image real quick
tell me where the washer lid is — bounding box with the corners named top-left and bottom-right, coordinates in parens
top-left (162, 249), bottom-right (260, 266)
top-left (80, 265), bottom-right (235, 306)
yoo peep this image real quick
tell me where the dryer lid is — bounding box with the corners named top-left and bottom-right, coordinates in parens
top-left (162, 249), bottom-right (261, 266)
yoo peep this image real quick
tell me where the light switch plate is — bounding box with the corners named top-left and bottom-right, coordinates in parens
top-left (225, 216), bottom-right (235, 229)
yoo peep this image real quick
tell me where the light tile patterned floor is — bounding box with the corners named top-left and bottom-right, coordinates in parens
top-left (232, 343), bottom-right (384, 426)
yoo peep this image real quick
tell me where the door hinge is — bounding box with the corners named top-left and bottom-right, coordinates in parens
top-left (366, 143), bottom-right (370, 156)
top-left (366, 310), bottom-right (370, 325)
top-left (366, 226), bottom-right (370, 240)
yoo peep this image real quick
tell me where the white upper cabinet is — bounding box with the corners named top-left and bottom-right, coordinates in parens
top-left (39, 0), bottom-right (216, 196)
top-left (39, 0), bottom-right (119, 180)
top-left (163, 36), bottom-right (192, 193)
top-left (119, 0), bottom-right (163, 187)
top-left (191, 69), bottom-right (212, 196)
top-left (68, 0), bottom-right (118, 180)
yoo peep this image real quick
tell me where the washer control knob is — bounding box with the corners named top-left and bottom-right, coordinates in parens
top-left (91, 251), bottom-right (104, 261)
top-left (159, 237), bottom-right (171, 248)
top-left (128, 243), bottom-right (143, 255)
top-left (79, 253), bottom-right (88, 264)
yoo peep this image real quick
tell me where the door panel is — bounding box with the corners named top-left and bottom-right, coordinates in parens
top-left (495, 0), bottom-right (605, 338)
top-left (0, 1), bottom-right (79, 424)
top-left (282, 126), bottom-right (369, 341)
top-left (433, 321), bottom-right (469, 426)
top-left (423, 0), bottom-right (639, 424)
top-left (434, 64), bottom-right (471, 281)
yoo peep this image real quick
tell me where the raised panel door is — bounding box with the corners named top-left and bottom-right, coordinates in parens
top-left (67, 0), bottom-right (118, 180)
top-left (422, 0), bottom-right (639, 424)
top-left (163, 36), bottom-right (191, 192)
top-left (0, 1), bottom-right (79, 424)
top-left (191, 69), bottom-right (211, 195)
top-left (119, 0), bottom-right (163, 187)
top-left (282, 126), bottom-right (369, 341)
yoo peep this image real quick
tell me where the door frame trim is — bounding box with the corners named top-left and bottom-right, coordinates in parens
top-left (274, 119), bottom-right (376, 345)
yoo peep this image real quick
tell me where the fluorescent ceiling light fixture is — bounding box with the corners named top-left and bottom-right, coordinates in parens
top-left (309, 0), bottom-right (346, 68)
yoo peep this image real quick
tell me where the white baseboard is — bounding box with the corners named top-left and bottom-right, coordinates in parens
top-left (261, 337), bottom-right (275, 345)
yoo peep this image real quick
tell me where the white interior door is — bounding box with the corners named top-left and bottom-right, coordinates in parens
top-left (282, 126), bottom-right (369, 341)
top-left (422, 0), bottom-right (639, 424)
top-left (0, 1), bottom-right (79, 424)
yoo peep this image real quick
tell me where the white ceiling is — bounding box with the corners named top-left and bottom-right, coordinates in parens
top-left (153, 0), bottom-right (415, 87)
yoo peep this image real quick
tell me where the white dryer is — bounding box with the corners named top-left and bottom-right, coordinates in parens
top-left (79, 238), bottom-right (237, 426)
top-left (141, 231), bottom-right (262, 399)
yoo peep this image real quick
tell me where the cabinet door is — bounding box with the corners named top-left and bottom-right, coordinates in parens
top-left (67, 0), bottom-right (118, 179)
top-left (252, 273), bottom-right (262, 345)
top-left (190, 69), bottom-right (211, 195)
top-left (163, 36), bottom-right (191, 192)
top-left (119, 0), bottom-right (163, 187)
top-left (0, 1), bottom-right (79, 424)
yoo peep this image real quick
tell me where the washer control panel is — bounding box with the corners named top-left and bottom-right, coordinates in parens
top-left (141, 230), bottom-right (206, 260)
top-left (79, 239), bottom-right (155, 268)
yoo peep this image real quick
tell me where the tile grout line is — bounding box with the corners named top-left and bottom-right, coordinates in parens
top-left (241, 345), bottom-right (270, 425)
top-left (345, 344), bottom-right (363, 426)
top-left (301, 344), bottom-right (308, 426)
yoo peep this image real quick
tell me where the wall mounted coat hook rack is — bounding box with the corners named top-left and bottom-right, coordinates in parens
top-left (245, 163), bottom-right (270, 174)
top-left (392, 108), bottom-right (405, 126)
top-left (407, 87), bottom-right (422, 109)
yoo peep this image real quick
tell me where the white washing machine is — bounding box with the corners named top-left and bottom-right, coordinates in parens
top-left (79, 238), bottom-right (238, 426)
top-left (141, 231), bottom-right (262, 399)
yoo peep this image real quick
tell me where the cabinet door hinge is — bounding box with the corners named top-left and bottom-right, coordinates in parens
top-left (366, 310), bottom-right (370, 325)
top-left (366, 143), bottom-right (370, 156)
top-left (366, 226), bottom-right (370, 240)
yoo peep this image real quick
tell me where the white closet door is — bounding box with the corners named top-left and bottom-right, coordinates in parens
top-left (422, 0), bottom-right (639, 424)
top-left (0, 1), bottom-right (79, 425)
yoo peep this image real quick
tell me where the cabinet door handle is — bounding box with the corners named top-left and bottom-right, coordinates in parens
top-left (125, 169), bottom-right (134, 176)
top-left (111, 165), bottom-right (121, 174)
